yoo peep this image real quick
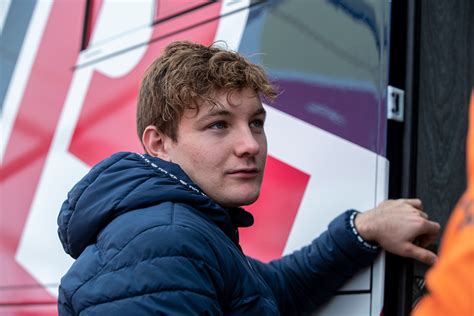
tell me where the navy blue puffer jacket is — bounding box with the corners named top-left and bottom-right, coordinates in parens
top-left (57, 152), bottom-right (379, 315)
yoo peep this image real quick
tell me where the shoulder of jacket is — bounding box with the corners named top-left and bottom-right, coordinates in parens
top-left (96, 202), bottom-right (219, 262)
top-left (64, 220), bottom-right (224, 315)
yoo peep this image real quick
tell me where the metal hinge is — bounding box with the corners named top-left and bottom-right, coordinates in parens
top-left (387, 86), bottom-right (405, 122)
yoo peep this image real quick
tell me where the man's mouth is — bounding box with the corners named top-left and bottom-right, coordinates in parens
top-left (227, 168), bottom-right (260, 178)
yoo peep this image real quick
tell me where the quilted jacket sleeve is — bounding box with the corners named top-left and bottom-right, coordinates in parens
top-left (248, 210), bottom-right (380, 315)
top-left (58, 224), bottom-right (224, 316)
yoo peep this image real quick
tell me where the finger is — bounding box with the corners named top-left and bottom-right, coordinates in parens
top-left (421, 220), bottom-right (441, 235)
top-left (416, 233), bottom-right (438, 248)
top-left (418, 211), bottom-right (429, 219)
top-left (405, 244), bottom-right (438, 265)
top-left (404, 198), bottom-right (424, 210)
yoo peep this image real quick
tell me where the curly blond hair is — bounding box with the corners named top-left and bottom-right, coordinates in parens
top-left (137, 41), bottom-right (277, 141)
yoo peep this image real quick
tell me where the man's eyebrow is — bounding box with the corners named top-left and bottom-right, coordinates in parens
top-left (197, 107), bottom-right (266, 122)
top-left (198, 109), bottom-right (232, 121)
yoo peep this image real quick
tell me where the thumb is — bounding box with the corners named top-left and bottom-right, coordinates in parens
top-left (405, 244), bottom-right (438, 265)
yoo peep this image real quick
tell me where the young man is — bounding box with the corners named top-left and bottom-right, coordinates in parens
top-left (58, 41), bottom-right (440, 315)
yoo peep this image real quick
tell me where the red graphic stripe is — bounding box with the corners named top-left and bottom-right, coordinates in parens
top-left (70, 2), bottom-right (222, 164)
top-left (0, 0), bottom-right (85, 308)
top-left (242, 156), bottom-right (310, 262)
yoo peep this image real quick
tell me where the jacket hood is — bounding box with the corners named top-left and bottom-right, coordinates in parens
top-left (57, 152), bottom-right (253, 259)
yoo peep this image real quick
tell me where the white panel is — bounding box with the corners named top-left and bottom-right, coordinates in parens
top-left (371, 253), bottom-right (386, 316)
top-left (79, 0), bottom-right (153, 76)
top-left (89, 0), bottom-right (153, 47)
top-left (0, 1), bottom-right (53, 162)
top-left (314, 294), bottom-right (371, 316)
top-left (265, 105), bottom-right (378, 291)
top-left (375, 155), bottom-right (389, 205)
top-left (214, 0), bottom-right (250, 51)
top-left (265, 105), bottom-right (377, 217)
top-left (370, 155), bottom-right (389, 315)
top-left (339, 266), bottom-right (370, 292)
top-left (265, 104), bottom-right (390, 297)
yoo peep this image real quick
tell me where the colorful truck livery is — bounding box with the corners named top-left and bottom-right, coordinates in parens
top-left (1, 1), bottom-right (391, 315)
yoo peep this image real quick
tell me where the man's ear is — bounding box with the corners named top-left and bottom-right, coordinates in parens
top-left (141, 125), bottom-right (171, 160)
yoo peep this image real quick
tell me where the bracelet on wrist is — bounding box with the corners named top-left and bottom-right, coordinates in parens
top-left (349, 211), bottom-right (379, 250)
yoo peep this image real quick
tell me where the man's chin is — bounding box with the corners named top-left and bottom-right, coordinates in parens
top-left (239, 196), bottom-right (259, 206)
top-left (228, 191), bottom-right (261, 207)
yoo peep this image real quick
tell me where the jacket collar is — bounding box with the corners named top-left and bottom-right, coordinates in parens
top-left (58, 152), bottom-right (254, 258)
top-left (138, 153), bottom-right (254, 236)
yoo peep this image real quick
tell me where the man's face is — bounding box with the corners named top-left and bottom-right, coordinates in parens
top-left (166, 88), bottom-right (267, 207)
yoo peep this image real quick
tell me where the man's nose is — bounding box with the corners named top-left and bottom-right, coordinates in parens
top-left (234, 128), bottom-right (260, 157)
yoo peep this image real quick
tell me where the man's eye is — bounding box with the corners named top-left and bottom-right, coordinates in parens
top-left (209, 121), bottom-right (227, 129)
top-left (250, 119), bottom-right (264, 129)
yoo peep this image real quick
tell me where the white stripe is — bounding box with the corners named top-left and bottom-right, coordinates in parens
top-left (213, 0), bottom-right (250, 51)
top-left (0, 0), bottom-right (53, 162)
top-left (16, 1), bottom-right (155, 297)
top-left (0, 0), bottom-right (12, 34)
